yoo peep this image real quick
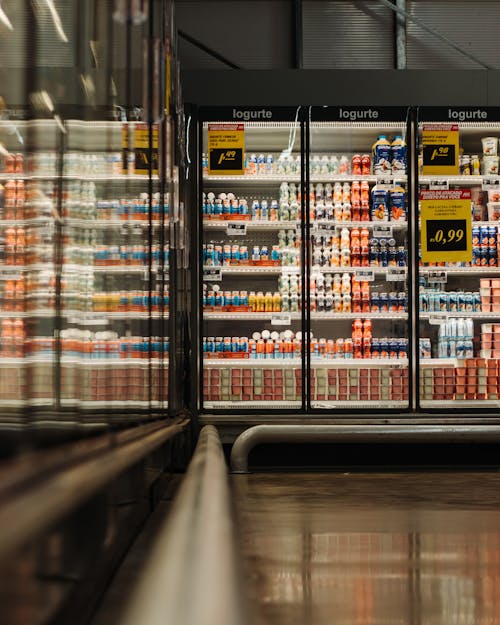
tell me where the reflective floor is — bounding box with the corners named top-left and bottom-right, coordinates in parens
top-left (232, 472), bottom-right (500, 625)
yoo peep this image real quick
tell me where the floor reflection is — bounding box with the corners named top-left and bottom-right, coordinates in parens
top-left (232, 473), bottom-right (500, 625)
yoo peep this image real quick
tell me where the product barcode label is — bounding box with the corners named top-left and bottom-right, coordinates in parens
top-left (427, 270), bottom-right (447, 283)
top-left (482, 177), bottom-right (500, 190)
top-left (203, 267), bottom-right (222, 281)
top-left (226, 223), bottom-right (247, 236)
top-left (355, 270), bottom-right (375, 282)
top-left (429, 179), bottom-right (450, 190)
top-left (386, 268), bottom-right (406, 281)
top-left (373, 225), bottom-right (393, 238)
top-left (271, 313), bottom-right (292, 326)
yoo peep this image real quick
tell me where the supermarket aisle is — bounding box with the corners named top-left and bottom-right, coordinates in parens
top-left (232, 472), bottom-right (500, 625)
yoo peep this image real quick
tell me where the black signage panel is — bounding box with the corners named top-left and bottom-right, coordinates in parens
top-left (423, 143), bottom-right (456, 168)
top-left (208, 147), bottom-right (243, 172)
top-left (199, 106), bottom-right (305, 122)
top-left (419, 106), bottom-right (500, 122)
top-left (310, 106), bottom-right (411, 123)
top-left (426, 219), bottom-right (468, 253)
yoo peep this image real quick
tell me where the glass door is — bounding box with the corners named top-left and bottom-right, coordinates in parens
top-left (200, 107), bottom-right (306, 411)
top-left (308, 107), bottom-right (412, 411)
top-left (417, 107), bottom-right (500, 410)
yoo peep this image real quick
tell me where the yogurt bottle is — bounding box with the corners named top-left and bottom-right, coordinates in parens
top-left (372, 135), bottom-right (391, 174)
top-left (391, 136), bottom-right (406, 174)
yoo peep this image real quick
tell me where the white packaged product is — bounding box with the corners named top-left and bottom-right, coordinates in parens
top-left (482, 137), bottom-right (498, 156)
top-left (488, 189), bottom-right (500, 202)
top-left (482, 155), bottom-right (499, 175)
top-left (487, 202), bottom-right (500, 221)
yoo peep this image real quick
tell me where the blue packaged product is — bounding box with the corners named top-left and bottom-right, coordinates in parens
top-left (398, 339), bottom-right (408, 358)
top-left (371, 292), bottom-right (380, 312)
top-left (472, 226), bottom-right (480, 246)
top-left (473, 291), bottom-right (481, 311)
top-left (480, 248), bottom-right (488, 266)
top-left (214, 337), bottom-right (223, 352)
top-left (480, 226), bottom-right (489, 246)
top-left (371, 339), bottom-right (380, 358)
top-left (369, 246), bottom-right (379, 266)
top-left (260, 246), bottom-right (269, 261)
top-left (457, 291), bottom-right (465, 312)
top-left (214, 291), bottom-right (223, 307)
top-left (371, 188), bottom-right (389, 221)
top-left (389, 188), bottom-right (406, 221)
top-left (266, 154), bottom-right (274, 172)
top-left (214, 201), bottom-right (223, 216)
top-left (472, 247), bottom-right (481, 266)
top-left (240, 200), bottom-right (248, 215)
top-left (448, 292), bottom-right (458, 312)
top-left (379, 246), bottom-right (388, 267)
top-left (464, 292), bottom-right (474, 311)
top-left (372, 135), bottom-right (391, 173)
top-left (456, 338), bottom-right (465, 359)
top-left (488, 226), bottom-right (497, 245)
top-left (439, 292), bottom-right (448, 312)
top-left (420, 292), bottom-right (428, 312)
top-left (397, 246), bottom-right (406, 266)
top-left (391, 137), bottom-right (407, 173)
top-left (240, 246), bottom-right (249, 262)
top-left (489, 245), bottom-right (497, 266)
top-left (379, 292), bottom-right (389, 311)
top-left (464, 339), bottom-right (474, 358)
top-left (389, 291), bottom-right (398, 311)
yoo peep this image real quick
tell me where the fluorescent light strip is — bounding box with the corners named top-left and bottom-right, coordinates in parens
top-left (44, 0), bottom-right (68, 43)
top-left (0, 4), bottom-right (13, 30)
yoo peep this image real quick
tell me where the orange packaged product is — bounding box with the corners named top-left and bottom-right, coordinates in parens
top-left (362, 319), bottom-right (372, 339)
top-left (360, 180), bottom-right (370, 204)
top-left (352, 318), bottom-right (363, 339)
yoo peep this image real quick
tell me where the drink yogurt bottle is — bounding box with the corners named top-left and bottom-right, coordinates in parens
top-left (389, 186), bottom-right (406, 222)
top-left (372, 135), bottom-right (392, 174)
top-left (391, 136), bottom-right (407, 174)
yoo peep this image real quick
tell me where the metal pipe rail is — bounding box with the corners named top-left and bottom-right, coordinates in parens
top-left (120, 425), bottom-right (248, 625)
top-left (230, 424), bottom-right (500, 473)
top-left (0, 418), bottom-right (189, 562)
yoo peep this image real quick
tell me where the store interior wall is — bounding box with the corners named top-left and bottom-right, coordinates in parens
top-left (176, 0), bottom-right (499, 71)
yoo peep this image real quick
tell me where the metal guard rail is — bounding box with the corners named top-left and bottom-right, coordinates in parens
top-left (0, 418), bottom-right (189, 562)
top-left (230, 424), bottom-right (500, 473)
top-left (121, 425), bottom-right (248, 625)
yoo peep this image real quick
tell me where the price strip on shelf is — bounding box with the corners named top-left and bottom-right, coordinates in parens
top-left (482, 177), bottom-right (500, 191)
top-left (422, 124), bottom-right (459, 175)
top-left (316, 222), bottom-right (336, 232)
top-left (427, 270), bottom-right (448, 284)
top-left (271, 313), bottom-right (292, 326)
top-left (372, 225), bottom-right (393, 238)
top-left (203, 267), bottom-right (222, 282)
top-left (207, 123), bottom-right (244, 175)
top-left (226, 223), bottom-right (247, 236)
top-left (355, 269), bottom-right (375, 282)
top-left (133, 123), bottom-right (159, 176)
top-left (386, 268), bottom-right (406, 282)
top-left (429, 179), bottom-right (450, 191)
top-left (420, 190), bottom-right (472, 264)
top-left (0, 273), bottom-right (23, 281)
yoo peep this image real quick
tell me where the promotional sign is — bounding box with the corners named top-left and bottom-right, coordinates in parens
top-left (422, 124), bottom-right (459, 175)
top-left (420, 190), bottom-right (472, 264)
top-left (133, 123), bottom-right (159, 175)
top-left (208, 123), bottom-right (244, 175)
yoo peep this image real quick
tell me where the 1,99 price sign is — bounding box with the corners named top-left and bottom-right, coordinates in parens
top-left (420, 190), bottom-right (472, 264)
top-left (208, 123), bottom-right (245, 175)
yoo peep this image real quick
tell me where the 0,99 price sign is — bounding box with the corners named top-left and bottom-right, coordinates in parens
top-left (420, 190), bottom-right (472, 264)
top-left (208, 123), bottom-right (245, 175)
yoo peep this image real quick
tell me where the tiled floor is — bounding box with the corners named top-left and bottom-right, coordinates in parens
top-left (232, 472), bottom-right (500, 625)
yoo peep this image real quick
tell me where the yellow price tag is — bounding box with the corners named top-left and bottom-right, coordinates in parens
top-left (422, 123), bottom-right (459, 175)
top-left (208, 123), bottom-right (244, 175)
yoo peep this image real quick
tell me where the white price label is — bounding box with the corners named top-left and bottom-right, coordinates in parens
top-left (428, 314), bottom-right (445, 325)
top-left (482, 177), bottom-right (500, 191)
top-left (386, 268), bottom-right (406, 282)
top-left (281, 266), bottom-right (300, 274)
top-left (226, 223), bottom-right (247, 236)
top-left (429, 179), bottom-right (450, 190)
top-left (427, 271), bottom-right (447, 284)
top-left (355, 270), bottom-right (375, 282)
top-left (271, 313), bottom-right (292, 326)
top-left (68, 317), bottom-right (110, 326)
top-left (373, 225), bottom-right (393, 238)
top-left (376, 176), bottom-right (393, 188)
top-left (317, 222), bottom-right (336, 231)
top-left (203, 267), bottom-right (222, 281)
top-left (0, 273), bottom-right (23, 281)
top-left (133, 225), bottom-right (143, 236)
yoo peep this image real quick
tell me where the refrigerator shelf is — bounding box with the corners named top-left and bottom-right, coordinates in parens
top-left (312, 220), bottom-right (407, 230)
top-left (313, 266), bottom-right (408, 275)
top-left (420, 267), bottom-right (500, 275)
top-left (203, 357), bottom-right (408, 368)
top-left (0, 173), bottom-right (162, 182)
top-left (420, 358), bottom-right (459, 366)
top-left (64, 219), bottom-right (169, 229)
top-left (311, 400), bottom-right (408, 408)
top-left (203, 312), bottom-right (301, 321)
top-left (419, 175), bottom-right (493, 185)
top-left (203, 220), bottom-right (298, 230)
top-left (311, 312), bottom-right (407, 320)
top-left (203, 174), bottom-right (407, 184)
top-left (204, 401), bottom-right (302, 409)
top-left (203, 265), bottom-right (294, 275)
top-left (420, 312), bottom-right (500, 320)
top-left (420, 400), bottom-right (500, 408)
top-left (203, 358), bottom-right (302, 367)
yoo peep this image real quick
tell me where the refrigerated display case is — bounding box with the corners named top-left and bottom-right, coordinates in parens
top-left (197, 106), bottom-right (413, 415)
top-left (308, 107), bottom-right (412, 411)
top-left (199, 107), bottom-right (307, 411)
top-left (417, 107), bottom-right (500, 411)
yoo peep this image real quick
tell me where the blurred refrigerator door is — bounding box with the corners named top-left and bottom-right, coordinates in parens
top-left (308, 107), bottom-right (412, 411)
